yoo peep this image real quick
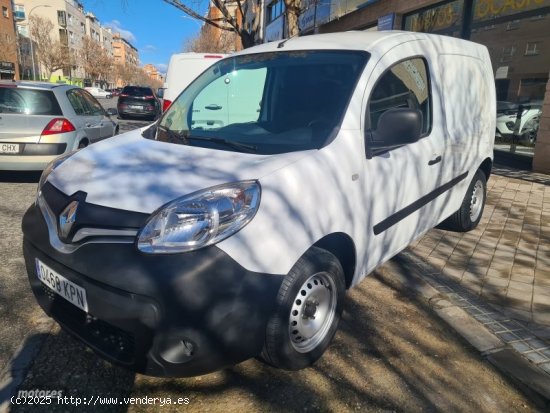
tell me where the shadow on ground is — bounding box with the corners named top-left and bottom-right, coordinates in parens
top-left (11, 268), bottom-right (537, 413)
top-left (0, 171), bottom-right (41, 184)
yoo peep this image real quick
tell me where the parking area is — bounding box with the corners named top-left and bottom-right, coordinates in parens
top-left (0, 108), bottom-right (542, 412)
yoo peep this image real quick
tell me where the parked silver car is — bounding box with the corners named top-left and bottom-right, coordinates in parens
top-left (0, 81), bottom-right (119, 170)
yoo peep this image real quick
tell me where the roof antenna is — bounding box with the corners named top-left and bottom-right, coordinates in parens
top-left (277, 32), bottom-right (300, 48)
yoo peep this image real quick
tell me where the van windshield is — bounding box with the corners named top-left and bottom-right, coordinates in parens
top-left (154, 50), bottom-right (369, 155)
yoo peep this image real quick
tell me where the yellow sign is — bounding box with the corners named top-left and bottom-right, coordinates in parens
top-left (474, 0), bottom-right (548, 21)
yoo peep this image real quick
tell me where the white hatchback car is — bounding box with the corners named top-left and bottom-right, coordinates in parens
top-left (84, 87), bottom-right (112, 99)
top-left (0, 82), bottom-right (118, 170)
top-left (23, 31), bottom-right (495, 377)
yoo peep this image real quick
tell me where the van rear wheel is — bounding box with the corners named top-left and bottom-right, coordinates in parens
top-left (443, 170), bottom-right (487, 232)
top-left (261, 247), bottom-right (345, 370)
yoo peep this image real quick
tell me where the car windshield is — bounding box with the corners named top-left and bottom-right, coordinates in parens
top-left (0, 86), bottom-right (62, 115)
top-left (154, 50), bottom-right (369, 155)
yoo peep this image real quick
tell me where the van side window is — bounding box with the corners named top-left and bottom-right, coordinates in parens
top-left (368, 58), bottom-right (431, 145)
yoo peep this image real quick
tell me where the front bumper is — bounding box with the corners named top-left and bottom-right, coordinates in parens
top-left (22, 198), bottom-right (283, 377)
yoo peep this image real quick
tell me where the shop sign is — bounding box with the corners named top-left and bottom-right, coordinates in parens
top-left (265, 16), bottom-right (284, 42)
top-left (474, 0), bottom-right (549, 22)
top-left (377, 13), bottom-right (395, 30)
top-left (404, 0), bottom-right (464, 33)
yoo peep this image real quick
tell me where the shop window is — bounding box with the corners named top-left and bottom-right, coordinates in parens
top-left (368, 58), bottom-right (431, 146)
top-left (525, 42), bottom-right (540, 56)
top-left (403, 0), bottom-right (463, 37)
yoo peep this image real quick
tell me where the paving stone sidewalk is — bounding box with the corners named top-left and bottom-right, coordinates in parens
top-left (405, 164), bottom-right (550, 379)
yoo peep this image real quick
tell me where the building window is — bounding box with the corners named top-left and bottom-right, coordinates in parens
top-left (500, 45), bottom-right (516, 62)
top-left (267, 0), bottom-right (284, 23)
top-left (13, 4), bottom-right (24, 20)
top-left (525, 42), bottom-right (540, 56)
top-left (58, 10), bottom-right (67, 27)
top-left (2, 6), bottom-right (8, 18)
top-left (505, 20), bottom-right (520, 30)
top-left (68, 13), bottom-right (73, 24)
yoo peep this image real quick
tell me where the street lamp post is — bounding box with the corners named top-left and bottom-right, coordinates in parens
top-left (28, 4), bottom-right (51, 81)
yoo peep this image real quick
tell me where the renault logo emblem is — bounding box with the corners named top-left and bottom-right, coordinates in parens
top-left (59, 201), bottom-right (79, 239)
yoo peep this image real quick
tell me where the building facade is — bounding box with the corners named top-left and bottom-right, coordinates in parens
top-left (0, 0), bottom-right (19, 79)
top-left (266, 0), bottom-right (550, 172)
top-left (113, 32), bottom-right (138, 67)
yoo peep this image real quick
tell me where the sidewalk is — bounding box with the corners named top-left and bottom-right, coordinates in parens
top-left (413, 164), bottom-right (550, 326)
top-left (394, 163), bottom-right (550, 404)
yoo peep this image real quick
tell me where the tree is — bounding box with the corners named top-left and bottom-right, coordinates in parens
top-left (162, 0), bottom-right (301, 48)
top-left (30, 16), bottom-right (70, 78)
top-left (80, 37), bottom-right (113, 85)
top-left (184, 24), bottom-right (238, 53)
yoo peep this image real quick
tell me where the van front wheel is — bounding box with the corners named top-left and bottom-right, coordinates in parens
top-left (261, 247), bottom-right (345, 370)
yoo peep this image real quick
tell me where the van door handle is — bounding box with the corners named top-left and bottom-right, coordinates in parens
top-left (428, 155), bottom-right (442, 165)
top-left (205, 104), bottom-right (222, 110)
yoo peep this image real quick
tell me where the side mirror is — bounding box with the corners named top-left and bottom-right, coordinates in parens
top-left (106, 108), bottom-right (118, 116)
top-left (366, 108), bottom-right (423, 158)
top-left (157, 88), bottom-right (165, 99)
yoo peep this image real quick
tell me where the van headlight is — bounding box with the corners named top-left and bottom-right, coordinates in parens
top-left (137, 181), bottom-right (261, 253)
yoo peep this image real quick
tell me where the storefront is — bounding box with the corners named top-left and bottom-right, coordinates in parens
top-left (319, 0), bottom-right (550, 172)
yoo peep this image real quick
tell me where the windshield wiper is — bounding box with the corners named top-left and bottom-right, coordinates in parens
top-left (184, 135), bottom-right (257, 153)
top-left (157, 126), bottom-right (257, 152)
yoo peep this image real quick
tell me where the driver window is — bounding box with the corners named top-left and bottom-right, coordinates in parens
top-left (369, 58), bottom-right (431, 145)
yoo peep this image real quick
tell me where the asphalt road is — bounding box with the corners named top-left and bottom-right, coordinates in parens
top-left (0, 106), bottom-right (540, 412)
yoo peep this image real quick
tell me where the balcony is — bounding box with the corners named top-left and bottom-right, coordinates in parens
top-left (14, 10), bottom-right (25, 20)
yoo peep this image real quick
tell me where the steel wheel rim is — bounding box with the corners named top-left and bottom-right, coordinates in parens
top-left (470, 179), bottom-right (484, 222)
top-left (289, 272), bottom-right (337, 353)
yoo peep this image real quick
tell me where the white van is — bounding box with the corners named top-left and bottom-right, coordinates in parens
top-left (161, 52), bottom-right (226, 112)
top-left (24, 31), bottom-right (495, 377)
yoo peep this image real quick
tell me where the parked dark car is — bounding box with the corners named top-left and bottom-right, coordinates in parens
top-left (117, 86), bottom-right (160, 120)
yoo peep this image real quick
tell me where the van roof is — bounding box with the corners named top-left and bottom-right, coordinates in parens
top-left (236, 31), bottom-right (486, 60)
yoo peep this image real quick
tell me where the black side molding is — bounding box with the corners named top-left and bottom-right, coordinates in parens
top-left (373, 171), bottom-right (469, 235)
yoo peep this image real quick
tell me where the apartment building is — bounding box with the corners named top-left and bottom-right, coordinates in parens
top-left (113, 32), bottom-right (138, 67)
top-left (143, 63), bottom-right (163, 82)
top-left (0, 0), bottom-right (19, 79)
top-left (14, 0), bottom-right (127, 87)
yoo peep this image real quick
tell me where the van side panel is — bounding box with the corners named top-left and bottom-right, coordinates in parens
top-left (436, 50), bottom-right (495, 221)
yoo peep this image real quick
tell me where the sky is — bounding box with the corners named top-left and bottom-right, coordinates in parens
top-left (81, 0), bottom-right (208, 74)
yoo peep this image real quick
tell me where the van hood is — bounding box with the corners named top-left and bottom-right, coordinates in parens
top-left (48, 128), bottom-right (313, 213)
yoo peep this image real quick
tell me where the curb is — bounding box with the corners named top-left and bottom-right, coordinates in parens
top-left (382, 252), bottom-right (550, 409)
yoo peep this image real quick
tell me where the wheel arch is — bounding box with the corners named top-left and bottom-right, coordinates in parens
top-left (479, 157), bottom-right (492, 181)
top-left (312, 232), bottom-right (356, 289)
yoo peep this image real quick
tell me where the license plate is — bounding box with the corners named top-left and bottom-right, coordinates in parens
top-left (129, 105), bottom-right (142, 110)
top-left (0, 143), bottom-right (19, 154)
top-left (35, 258), bottom-right (88, 312)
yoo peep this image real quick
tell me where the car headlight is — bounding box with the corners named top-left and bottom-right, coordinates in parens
top-left (37, 150), bottom-right (77, 199)
top-left (137, 181), bottom-right (261, 253)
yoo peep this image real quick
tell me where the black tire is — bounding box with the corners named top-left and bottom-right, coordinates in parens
top-left (78, 139), bottom-right (88, 149)
top-left (443, 170), bottom-right (487, 232)
top-left (261, 247), bottom-right (345, 370)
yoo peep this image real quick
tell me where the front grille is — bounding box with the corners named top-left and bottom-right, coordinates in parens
top-left (43, 286), bottom-right (135, 363)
